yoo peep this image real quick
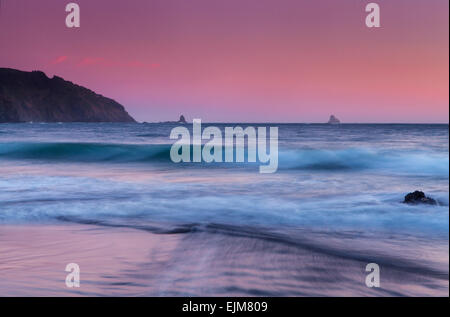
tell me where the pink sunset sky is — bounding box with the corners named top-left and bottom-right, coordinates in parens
top-left (0, 0), bottom-right (448, 123)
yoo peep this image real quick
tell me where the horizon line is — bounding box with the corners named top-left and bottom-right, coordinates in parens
top-left (138, 121), bottom-right (449, 125)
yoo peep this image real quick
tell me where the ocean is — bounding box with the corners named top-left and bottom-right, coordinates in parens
top-left (0, 123), bottom-right (448, 296)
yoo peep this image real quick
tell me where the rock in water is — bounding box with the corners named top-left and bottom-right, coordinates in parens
top-left (403, 191), bottom-right (437, 205)
top-left (0, 68), bottom-right (136, 123)
top-left (178, 115), bottom-right (187, 123)
top-left (327, 115), bottom-right (340, 124)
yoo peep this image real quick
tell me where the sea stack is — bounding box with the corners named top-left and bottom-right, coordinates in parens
top-left (178, 115), bottom-right (187, 124)
top-left (0, 68), bottom-right (136, 123)
top-left (327, 115), bottom-right (340, 124)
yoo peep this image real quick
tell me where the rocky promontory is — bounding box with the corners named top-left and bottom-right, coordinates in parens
top-left (0, 68), bottom-right (135, 123)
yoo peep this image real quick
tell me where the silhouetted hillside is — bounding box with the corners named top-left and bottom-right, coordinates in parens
top-left (0, 68), bottom-right (136, 123)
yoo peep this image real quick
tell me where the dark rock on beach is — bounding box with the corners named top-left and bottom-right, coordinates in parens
top-left (403, 191), bottom-right (437, 205)
top-left (0, 68), bottom-right (136, 123)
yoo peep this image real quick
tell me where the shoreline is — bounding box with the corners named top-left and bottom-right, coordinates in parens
top-left (0, 223), bottom-right (447, 297)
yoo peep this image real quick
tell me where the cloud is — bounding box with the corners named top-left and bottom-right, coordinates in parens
top-left (53, 56), bottom-right (68, 64)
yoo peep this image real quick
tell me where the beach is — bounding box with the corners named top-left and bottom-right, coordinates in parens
top-left (0, 223), bottom-right (447, 296)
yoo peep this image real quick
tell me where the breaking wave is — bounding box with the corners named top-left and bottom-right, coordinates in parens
top-left (0, 142), bottom-right (172, 163)
top-left (0, 142), bottom-right (448, 176)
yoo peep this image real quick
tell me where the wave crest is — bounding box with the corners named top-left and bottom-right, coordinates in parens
top-left (0, 142), bottom-right (448, 176)
top-left (0, 142), bottom-right (172, 163)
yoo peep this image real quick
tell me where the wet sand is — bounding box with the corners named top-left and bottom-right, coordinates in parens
top-left (0, 223), bottom-right (447, 296)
